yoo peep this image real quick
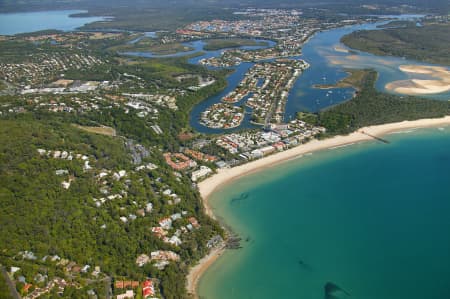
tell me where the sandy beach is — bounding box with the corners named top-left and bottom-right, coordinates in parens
top-left (186, 116), bottom-right (450, 298)
top-left (385, 65), bottom-right (450, 95)
top-left (186, 245), bottom-right (225, 298)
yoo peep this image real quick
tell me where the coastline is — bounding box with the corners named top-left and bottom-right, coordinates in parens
top-left (187, 115), bottom-right (450, 298)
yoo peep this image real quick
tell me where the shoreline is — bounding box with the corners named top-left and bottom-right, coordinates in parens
top-left (186, 115), bottom-right (450, 298)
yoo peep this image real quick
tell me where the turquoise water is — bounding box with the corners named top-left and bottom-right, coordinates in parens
top-left (0, 10), bottom-right (107, 35)
top-left (199, 127), bottom-right (450, 299)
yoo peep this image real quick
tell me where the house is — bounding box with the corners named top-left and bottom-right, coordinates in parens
top-left (273, 142), bottom-right (285, 151)
top-left (81, 265), bottom-right (90, 273)
top-left (61, 181), bottom-right (71, 189)
top-left (170, 213), bottom-right (182, 221)
top-left (150, 251), bottom-right (180, 262)
top-left (22, 283), bottom-right (33, 293)
top-left (166, 236), bottom-right (182, 246)
top-left (10, 267), bottom-right (20, 274)
top-left (215, 161), bottom-right (229, 168)
top-left (55, 169), bottom-right (69, 176)
top-left (117, 290), bottom-right (134, 299)
top-left (136, 254), bottom-right (150, 267)
top-left (151, 227), bottom-right (167, 238)
top-left (188, 217), bottom-right (201, 229)
top-left (158, 217), bottom-right (172, 230)
top-left (250, 149), bottom-right (263, 159)
top-left (260, 146), bottom-right (275, 156)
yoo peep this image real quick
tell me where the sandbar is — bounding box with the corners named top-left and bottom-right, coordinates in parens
top-left (386, 65), bottom-right (450, 95)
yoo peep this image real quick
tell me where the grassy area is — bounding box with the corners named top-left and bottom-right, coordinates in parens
top-left (341, 22), bottom-right (450, 66)
top-left (313, 69), bottom-right (368, 91)
top-left (74, 125), bottom-right (116, 136)
top-left (316, 70), bottom-right (450, 135)
top-left (203, 38), bottom-right (269, 51)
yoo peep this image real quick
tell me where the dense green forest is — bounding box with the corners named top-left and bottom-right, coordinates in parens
top-left (0, 30), bottom-right (230, 297)
top-left (341, 23), bottom-right (450, 66)
top-left (0, 116), bottom-right (223, 298)
top-left (312, 70), bottom-right (450, 135)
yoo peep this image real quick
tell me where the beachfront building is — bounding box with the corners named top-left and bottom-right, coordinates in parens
top-left (191, 166), bottom-right (213, 182)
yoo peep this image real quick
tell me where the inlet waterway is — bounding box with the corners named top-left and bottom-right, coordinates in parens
top-left (122, 39), bottom-right (278, 134)
top-left (183, 15), bottom-right (449, 133)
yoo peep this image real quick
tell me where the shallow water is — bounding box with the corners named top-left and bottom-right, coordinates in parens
top-left (200, 127), bottom-right (450, 299)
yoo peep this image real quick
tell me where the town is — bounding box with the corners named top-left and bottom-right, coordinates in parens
top-left (0, 5), bottom-right (383, 299)
top-left (201, 59), bottom-right (309, 128)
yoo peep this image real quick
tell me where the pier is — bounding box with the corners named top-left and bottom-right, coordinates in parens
top-left (360, 130), bottom-right (390, 144)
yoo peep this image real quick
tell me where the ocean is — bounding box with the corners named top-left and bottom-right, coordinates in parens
top-left (199, 127), bottom-right (450, 299)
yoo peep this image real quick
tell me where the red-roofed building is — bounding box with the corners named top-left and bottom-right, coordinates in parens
top-left (142, 279), bottom-right (155, 298)
top-left (22, 283), bottom-right (33, 293)
top-left (115, 280), bottom-right (140, 289)
top-left (115, 281), bottom-right (124, 289)
top-left (188, 217), bottom-right (201, 229)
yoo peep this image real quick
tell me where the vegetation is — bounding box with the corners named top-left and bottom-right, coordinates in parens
top-left (314, 69), bottom-right (368, 91)
top-left (0, 116), bottom-right (223, 298)
top-left (0, 271), bottom-right (14, 299)
top-left (341, 22), bottom-right (450, 66)
top-left (316, 70), bottom-right (450, 135)
top-left (296, 111), bottom-right (318, 126)
top-left (203, 38), bottom-right (269, 51)
top-left (376, 20), bottom-right (416, 28)
top-left (0, 28), bottom-right (231, 298)
top-left (110, 41), bottom-right (195, 56)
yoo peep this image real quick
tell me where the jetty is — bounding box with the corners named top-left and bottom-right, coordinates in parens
top-left (360, 130), bottom-right (390, 144)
